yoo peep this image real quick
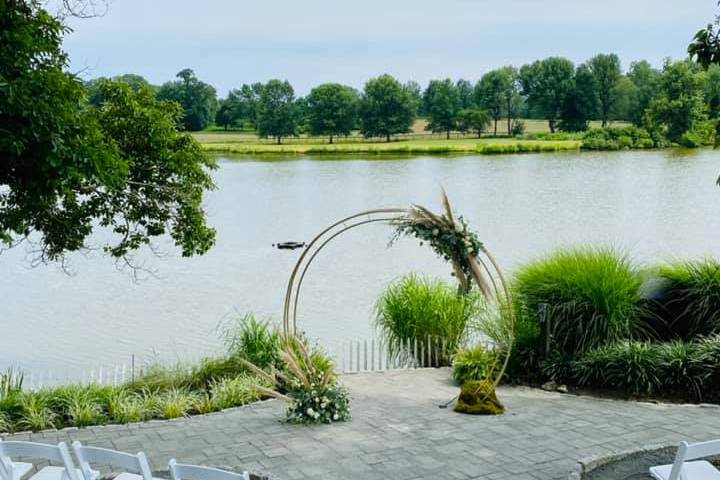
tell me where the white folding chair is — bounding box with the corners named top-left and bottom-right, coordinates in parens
top-left (168, 459), bottom-right (249, 480)
top-left (0, 440), bottom-right (32, 480)
top-left (650, 440), bottom-right (720, 480)
top-left (72, 442), bottom-right (161, 480)
top-left (0, 441), bottom-right (82, 480)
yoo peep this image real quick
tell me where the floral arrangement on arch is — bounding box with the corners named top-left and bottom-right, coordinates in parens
top-left (393, 192), bottom-right (494, 298)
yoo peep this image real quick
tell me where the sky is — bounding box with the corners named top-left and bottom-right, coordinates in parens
top-left (61, 0), bottom-right (719, 97)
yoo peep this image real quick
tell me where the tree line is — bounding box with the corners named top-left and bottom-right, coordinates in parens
top-left (88, 54), bottom-right (720, 146)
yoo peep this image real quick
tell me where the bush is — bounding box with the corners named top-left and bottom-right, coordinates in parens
top-left (106, 390), bottom-right (147, 424)
top-left (452, 346), bottom-right (497, 385)
top-left (127, 363), bottom-right (195, 393)
top-left (375, 274), bottom-right (483, 366)
top-left (649, 260), bottom-right (720, 339)
top-left (210, 375), bottom-right (264, 410)
top-left (678, 120), bottom-right (716, 148)
top-left (510, 120), bottom-right (525, 136)
top-left (222, 313), bottom-right (282, 370)
top-left (581, 126), bottom-right (659, 150)
top-left (571, 339), bottom-right (713, 399)
top-left (19, 391), bottom-right (57, 431)
top-left (657, 341), bottom-right (707, 399)
top-left (151, 389), bottom-right (198, 419)
top-left (513, 247), bottom-right (648, 356)
top-left (573, 342), bottom-right (662, 395)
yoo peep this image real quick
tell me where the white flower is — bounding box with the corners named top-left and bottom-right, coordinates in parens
top-left (432, 228), bottom-right (439, 236)
top-left (455, 223), bottom-right (463, 233)
top-left (333, 413), bottom-right (339, 420)
top-left (306, 408), bottom-right (315, 416)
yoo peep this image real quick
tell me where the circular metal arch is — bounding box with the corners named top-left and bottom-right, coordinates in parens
top-left (281, 207), bottom-right (515, 392)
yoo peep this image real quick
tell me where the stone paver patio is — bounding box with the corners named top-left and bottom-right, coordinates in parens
top-left (4, 369), bottom-right (720, 479)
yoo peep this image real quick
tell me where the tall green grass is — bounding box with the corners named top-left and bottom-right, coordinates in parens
top-left (513, 247), bottom-right (648, 356)
top-left (649, 260), bottom-right (720, 340)
top-left (375, 274), bottom-right (483, 366)
top-left (221, 313), bottom-right (282, 370)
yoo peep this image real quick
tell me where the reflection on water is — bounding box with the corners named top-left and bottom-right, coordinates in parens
top-left (2, 149), bottom-right (720, 382)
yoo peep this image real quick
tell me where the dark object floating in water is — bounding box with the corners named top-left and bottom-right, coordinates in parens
top-left (274, 242), bottom-right (306, 250)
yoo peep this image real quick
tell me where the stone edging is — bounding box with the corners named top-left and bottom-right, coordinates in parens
top-left (567, 444), bottom-right (674, 480)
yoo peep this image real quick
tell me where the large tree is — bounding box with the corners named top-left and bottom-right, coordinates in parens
top-left (475, 69), bottom-right (511, 135)
top-left (359, 74), bottom-right (416, 142)
top-left (519, 57), bottom-right (576, 133)
top-left (0, 0), bottom-right (216, 263)
top-left (647, 60), bottom-right (708, 143)
top-left (86, 74), bottom-right (155, 107)
top-left (306, 83), bottom-right (359, 143)
top-left (256, 79), bottom-right (297, 144)
top-left (588, 53), bottom-right (622, 127)
top-left (457, 108), bottom-right (491, 138)
top-left (498, 66), bottom-right (522, 135)
top-left (558, 64), bottom-right (598, 132)
top-left (456, 79), bottom-right (475, 109)
top-left (626, 61), bottom-right (662, 126)
top-left (423, 79), bottom-right (461, 139)
top-left (157, 69), bottom-right (217, 132)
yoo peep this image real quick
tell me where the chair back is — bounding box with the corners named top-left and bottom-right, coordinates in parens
top-left (168, 459), bottom-right (249, 480)
top-left (72, 442), bottom-right (153, 480)
top-left (668, 440), bottom-right (720, 480)
top-left (0, 441), bottom-right (80, 480)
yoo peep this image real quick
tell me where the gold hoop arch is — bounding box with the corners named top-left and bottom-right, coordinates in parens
top-left (281, 207), bottom-right (515, 393)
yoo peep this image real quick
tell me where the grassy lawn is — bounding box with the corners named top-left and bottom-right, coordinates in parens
top-left (193, 118), bottom-right (630, 155)
top-left (195, 119), bottom-right (589, 155)
top-left (198, 137), bottom-right (581, 155)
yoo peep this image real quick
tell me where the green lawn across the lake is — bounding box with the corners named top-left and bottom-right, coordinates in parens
top-left (195, 134), bottom-right (581, 155)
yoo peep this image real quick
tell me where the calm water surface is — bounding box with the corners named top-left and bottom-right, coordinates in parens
top-left (2, 149), bottom-right (719, 382)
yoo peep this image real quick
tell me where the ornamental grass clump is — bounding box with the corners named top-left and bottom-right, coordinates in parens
top-left (241, 335), bottom-right (350, 425)
top-left (513, 247), bottom-right (648, 356)
top-left (649, 260), bottom-right (720, 340)
top-left (375, 274), bottom-right (483, 366)
top-left (222, 313), bottom-right (282, 370)
top-left (209, 374), bottom-right (266, 410)
top-left (452, 345), bottom-right (497, 385)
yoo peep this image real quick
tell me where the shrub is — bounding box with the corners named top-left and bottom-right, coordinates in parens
top-left (210, 375), bottom-right (264, 410)
top-left (127, 363), bottom-right (194, 393)
top-left (573, 342), bottom-right (662, 395)
top-left (511, 120), bottom-right (525, 136)
top-left (513, 247), bottom-right (647, 356)
top-left (452, 346), bottom-right (497, 385)
top-left (151, 389), bottom-right (198, 419)
top-left (649, 260), bottom-right (720, 340)
top-left (581, 126), bottom-right (658, 150)
top-left (657, 341), bottom-right (707, 399)
top-left (696, 334), bottom-right (720, 387)
top-left (222, 313), bottom-right (282, 370)
top-left (19, 392), bottom-right (57, 431)
top-left (106, 390), bottom-right (147, 424)
top-left (0, 411), bottom-right (12, 433)
top-left (375, 274), bottom-right (483, 366)
top-left (678, 120), bottom-right (716, 148)
top-left (189, 356), bottom-right (246, 390)
top-left (52, 385), bottom-right (107, 427)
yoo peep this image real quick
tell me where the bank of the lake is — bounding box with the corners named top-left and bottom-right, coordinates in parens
top-left (197, 136), bottom-right (581, 155)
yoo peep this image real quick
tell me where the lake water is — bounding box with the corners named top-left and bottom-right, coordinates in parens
top-left (2, 149), bottom-right (720, 383)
